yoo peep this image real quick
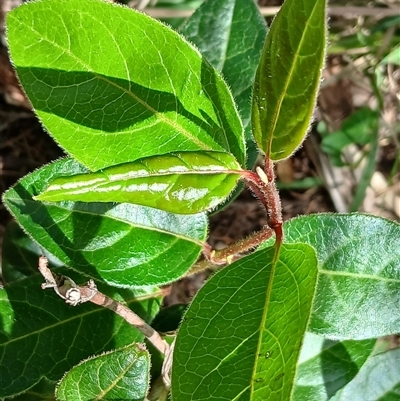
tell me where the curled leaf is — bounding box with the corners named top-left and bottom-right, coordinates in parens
top-left (35, 152), bottom-right (242, 214)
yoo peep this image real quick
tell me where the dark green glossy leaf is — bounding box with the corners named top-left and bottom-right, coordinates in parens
top-left (6, 0), bottom-right (245, 170)
top-left (181, 0), bottom-right (267, 168)
top-left (172, 243), bottom-right (318, 400)
top-left (2, 221), bottom-right (64, 285)
top-left (56, 343), bottom-right (150, 401)
top-left (0, 229), bottom-right (161, 398)
top-left (34, 152), bottom-right (242, 214)
top-left (252, 0), bottom-right (326, 160)
top-left (2, 158), bottom-right (208, 287)
top-left (3, 378), bottom-right (57, 401)
top-left (293, 332), bottom-right (376, 400)
top-left (262, 213), bottom-right (400, 339)
top-left (151, 304), bottom-right (187, 333)
top-left (330, 347), bottom-right (400, 400)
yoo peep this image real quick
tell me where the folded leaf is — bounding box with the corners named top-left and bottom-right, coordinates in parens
top-left (56, 343), bottom-right (150, 401)
top-left (252, 0), bottom-right (326, 161)
top-left (35, 152), bottom-right (242, 214)
top-left (172, 244), bottom-right (318, 400)
top-left (6, 0), bottom-right (246, 170)
top-left (3, 158), bottom-right (208, 287)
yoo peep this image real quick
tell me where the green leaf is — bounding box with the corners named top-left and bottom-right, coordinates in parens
top-left (151, 304), bottom-right (187, 333)
top-left (34, 152), bottom-right (242, 214)
top-left (2, 221), bottom-right (65, 285)
top-left (180, 0), bottom-right (267, 168)
top-left (0, 241), bottom-right (161, 398)
top-left (3, 378), bottom-right (57, 401)
top-left (262, 213), bottom-right (400, 339)
top-left (6, 0), bottom-right (246, 170)
top-left (329, 347), bottom-right (400, 401)
top-left (2, 158), bottom-right (208, 287)
top-left (293, 332), bottom-right (376, 400)
top-left (380, 44), bottom-right (400, 66)
top-left (56, 343), bottom-right (150, 401)
top-left (171, 243), bottom-right (318, 400)
top-left (252, 0), bottom-right (327, 161)
top-left (320, 108), bottom-right (379, 167)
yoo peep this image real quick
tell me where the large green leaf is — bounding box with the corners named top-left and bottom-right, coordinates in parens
top-left (0, 227), bottom-right (161, 398)
top-left (252, 0), bottom-right (326, 160)
top-left (262, 213), bottom-right (400, 339)
top-left (3, 378), bottom-right (57, 401)
top-left (293, 332), bottom-right (376, 400)
top-left (329, 347), bottom-right (400, 400)
top-left (34, 152), bottom-right (242, 214)
top-left (56, 343), bottom-right (150, 401)
top-left (2, 158), bottom-right (208, 287)
top-left (172, 244), bottom-right (318, 400)
top-left (180, 0), bottom-right (267, 168)
top-left (6, 0), bottom-right (245, 170)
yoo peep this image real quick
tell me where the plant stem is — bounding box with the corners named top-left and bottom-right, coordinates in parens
top-left (189, 225), bottom-right (275, 275)
top-left (38, 256), bottom-right (169, 355)
top-left (240, 159), bottom-right (283, 244)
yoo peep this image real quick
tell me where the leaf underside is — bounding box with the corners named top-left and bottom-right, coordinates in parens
top-left (262, 213), bottom-right (400, 339)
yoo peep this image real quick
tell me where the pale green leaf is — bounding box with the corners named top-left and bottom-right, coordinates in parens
top-left (293, 332), bottom-right (375, 400)
top-left (34, 152), bottom-right (242, 214)
top-left (330, 347), bottom-right (400, 401)
top-left (262, 213), bottom-right (400, 339)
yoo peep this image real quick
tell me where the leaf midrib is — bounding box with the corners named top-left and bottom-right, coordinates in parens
top-left (6, 197), bottom-right (206, 246)
top-left (320, 269), bottom-right (400, 283)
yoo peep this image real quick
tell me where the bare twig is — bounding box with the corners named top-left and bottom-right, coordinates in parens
top-left (37, 256), bottom-right (169, 356)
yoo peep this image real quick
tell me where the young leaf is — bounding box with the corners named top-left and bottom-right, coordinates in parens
top-left (6, 0), bottom-right (246, 170)
top-left (329, 347), bottom-right (400, 401)
top-left (0, 257), bottom-right (161, 399)
top-left (262, 213), bottom-right (400, 339)
top-left (2, 158), bottom-right (208, 287)
top-left (34, 152), bottom-right (242, 214)
top-left (56, 343), bottom-right (150, 401)
top-left (293, 332), bottom-right (376, 400)
top-left (172, 244), bottom-right (318, 400)
top-left (181, 0), bottom-right (267, 168)
top-left (252, 0), bottom-right (327, 161)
